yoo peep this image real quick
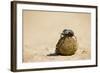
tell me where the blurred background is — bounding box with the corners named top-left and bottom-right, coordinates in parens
top-left (23, 10), bottom-right (91, 62)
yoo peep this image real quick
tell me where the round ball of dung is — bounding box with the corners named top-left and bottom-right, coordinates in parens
top-left (56, 37), bottom-right (77, 56)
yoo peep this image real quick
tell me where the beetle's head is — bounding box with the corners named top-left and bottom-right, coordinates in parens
top-left (61, 29), bottom-right (74, 37)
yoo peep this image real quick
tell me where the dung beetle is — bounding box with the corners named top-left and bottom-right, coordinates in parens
top-left (60, 29), bottom-right (74, 38)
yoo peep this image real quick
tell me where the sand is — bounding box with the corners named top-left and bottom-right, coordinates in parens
top-left (22, 10), bottom-right (91, 63)
top-left (23, 47), bottom-right (91, 62)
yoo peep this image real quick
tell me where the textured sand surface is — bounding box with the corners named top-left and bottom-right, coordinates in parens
top-left (23, 10), bottom-right (91, 62)
top-left (23, 47), bottom-right (91, 62)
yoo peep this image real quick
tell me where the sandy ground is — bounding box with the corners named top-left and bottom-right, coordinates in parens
top-left (23, 10), bottom-right (91, 63)
top-left (23, 47), bottom-right (91, 62)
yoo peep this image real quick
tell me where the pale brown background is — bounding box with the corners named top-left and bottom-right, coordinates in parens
top-left (23, 10), bottom-right (91, 62)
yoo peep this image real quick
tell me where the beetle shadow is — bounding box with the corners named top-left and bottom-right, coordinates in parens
top-left (47, 53), bottom-right (60, 56)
